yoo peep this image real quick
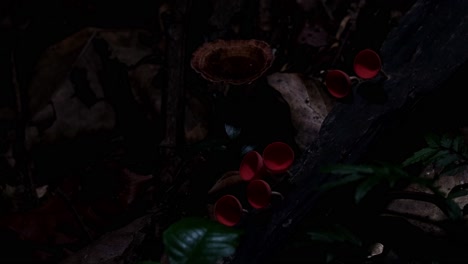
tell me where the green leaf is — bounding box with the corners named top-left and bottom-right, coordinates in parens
top-left (440, 134), bottom-right (453, 148)
top-left (308, 224), bottom-right (362, 246)
top-left (372, 166), bottom-right (390, 177)
top-left (355, 176), bottom-right (381, 203)
top-left (320, 164), bottom-right (374, 175)
top-left (385, 166), bottom-right (411, 187)
top-left (402, 147), bottom-right (439, 167)
top-left (307, 231), bottom-right (336, 244)
top-left (441, 164), bottom-right (468, 176)
top-left (426, 150), bottom-right (450, 164)
top-left (319, 173), bottom-right (366, 192)
top-left (163, 217), bottom-right (243, 264)
top-left (137, 261), bottom-right (160, 264)
top-left (424, 133), bottom-right (440, 147)
top-left (434, 153), bottom-right (459, 169)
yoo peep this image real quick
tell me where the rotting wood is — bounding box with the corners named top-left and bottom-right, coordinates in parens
top-left (229, 0), bottom-right (468, 263)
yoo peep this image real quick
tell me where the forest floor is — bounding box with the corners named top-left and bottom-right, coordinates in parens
top-left (3, 0), bottom-right (468, 263)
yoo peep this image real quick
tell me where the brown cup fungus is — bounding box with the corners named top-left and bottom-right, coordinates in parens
top-left (190, 39), bottom-right (274, 85)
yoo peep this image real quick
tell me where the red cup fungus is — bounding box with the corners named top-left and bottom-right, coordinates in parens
top-left (325, 70), bottom-right (352, 99)
top-left (190, 39), bottom-right (274, 85)
top-left (247, 180), bottom-right (272, 209)
top-left (239, 151), bottom-right (265, 181)
top-left (353, 49), bottom-right (382, 79)
top-left (214, 195), bottom-right (244, 227)
top-left (262, 142), bottom-right (294, 174)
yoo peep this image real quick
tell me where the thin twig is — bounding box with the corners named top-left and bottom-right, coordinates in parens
top-left (331, 0), bottom-right (366, 67)
top-left (11, 49), bottom-right (38, 209)
top-left (55, 188), bottom-right (94, 242)
top-left (11, 53), bottom-right (22, 115)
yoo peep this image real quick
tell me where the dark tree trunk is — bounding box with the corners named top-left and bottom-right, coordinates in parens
top-left (230, 1), bottom-right (468, 263)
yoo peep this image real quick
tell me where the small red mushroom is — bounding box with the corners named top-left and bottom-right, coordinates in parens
top-left (325, 70), bottom-right (352, 99)
top-left (246, 180), bottom-right (272, 209)
top-left (262, 142), bottom-right (295, 174)
top-left (239, 151), bottom-right (265, 181)
top-left (214, 195), bottom-right (244, 227)
top-left (353, 49), bottom-right (382, 79)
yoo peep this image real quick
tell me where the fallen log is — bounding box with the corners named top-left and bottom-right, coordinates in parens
top-left (230, 0), bottom-right (468, 263)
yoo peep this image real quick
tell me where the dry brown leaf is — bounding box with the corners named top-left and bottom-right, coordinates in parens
top-left (118, 168), bottom-right (153, 208)
top-left (129, 63), bottom-right (163, 122)
top-left (367, 243), bottom-right (384, 258)
top-left (208, 171), bottom-right (243, 195)
top-left (27, 27), bottom-right (158, 146)
top-left (403, 165), bottom-right (468, 209)
top-left (184, 96), bottom-right (210, 144)
top-left (209, 0), bottom-right (244, 30)
top-left (267, 73), bottom-right (329, 151)
top-left (384, 164), bottom-right (468, 237)
top-left (434, 170), bottom-right (468, 208)
top-left (385, 198), bottom-right (447, 236)
top-left (0, 195), bottom-right (79, 245)
top-left (98, 30), bottom-right (153, 66)
top-left (27, 79), bottom-right (116, 145)
top-left (384, 169), bottom-right (447, 237)
top-left (303, 77), bottom-right (335, 113)
top-left (296, 0), bottom-right (320, 12)
top-left (60, 215), bottom-right (151, 264)
top-left (35, 185), bottom-right (48, 198)
top-left (297, 23), bottom-right (329, 47)
top-left (28, 28), bottom-right (98, 114)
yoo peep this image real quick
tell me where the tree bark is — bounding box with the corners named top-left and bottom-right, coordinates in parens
top-left (230, 0), bottom-right (468, 263)
top-left (161, 0), bottom-right (191, 155)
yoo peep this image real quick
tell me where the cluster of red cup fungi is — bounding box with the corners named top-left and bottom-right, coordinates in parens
top-left (214, 142), bottom-right (295, 227)
top-left (325, 49), bottom-right (383, 99)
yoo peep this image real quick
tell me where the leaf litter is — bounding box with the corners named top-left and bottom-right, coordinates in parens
top-left (267, 73), bottom-right (331, 151)
top-left (0, 0), bottom-right (418, 262)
